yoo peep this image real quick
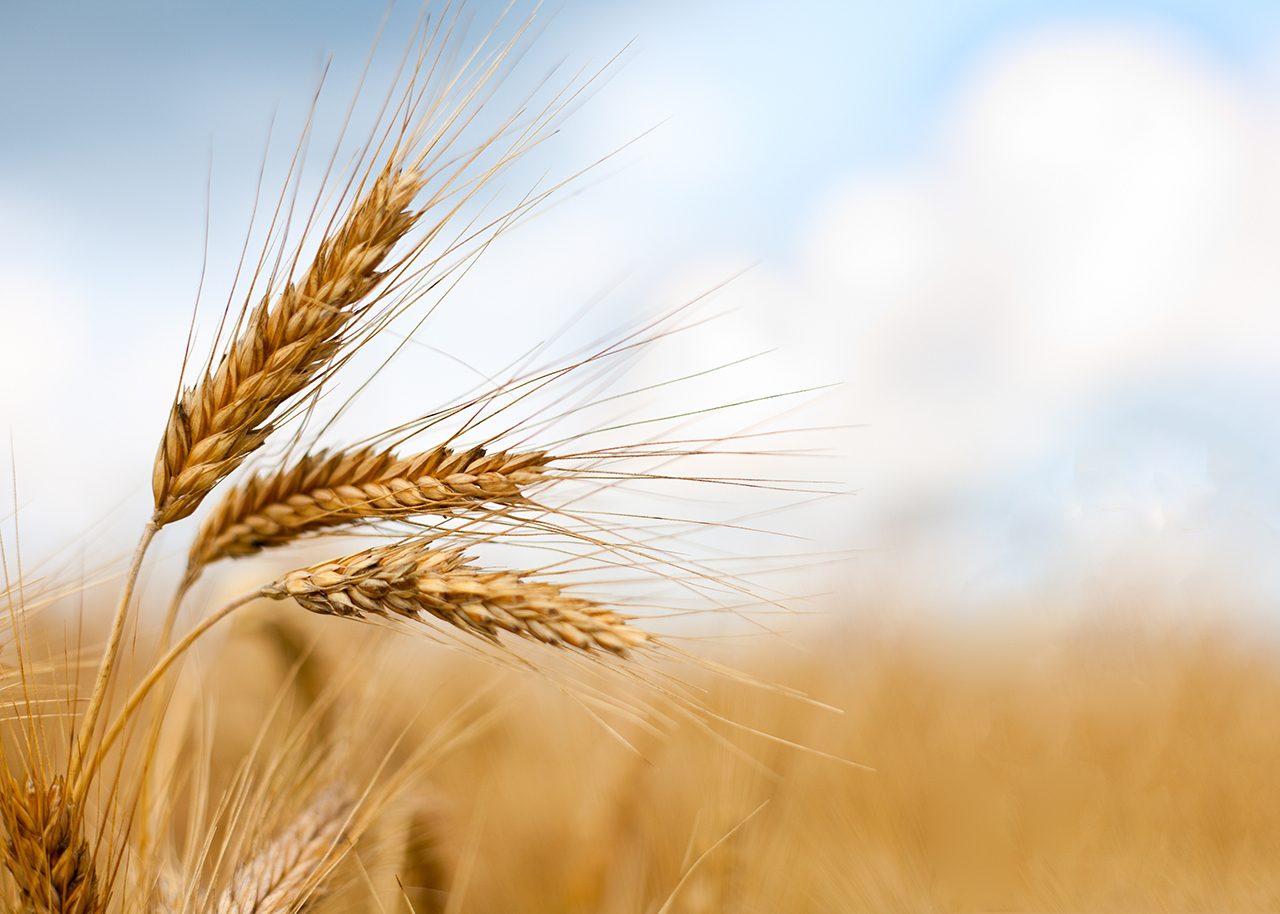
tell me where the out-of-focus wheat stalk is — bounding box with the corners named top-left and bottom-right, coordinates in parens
top-left (396, 795), bottom-right (452, 914)
top-left (263, 541), bottom-right (652, 655)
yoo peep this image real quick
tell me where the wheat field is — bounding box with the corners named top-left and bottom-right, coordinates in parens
top-left (2, 4), bottom-right (1277, 913)
top-left (27, 602), bottom-right (1275, 912)
top-left (274, 614), bottom-right (1280, 913)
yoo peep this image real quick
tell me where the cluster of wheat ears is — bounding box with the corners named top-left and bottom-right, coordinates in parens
top-left (0, 10), bottom-right (795, 913)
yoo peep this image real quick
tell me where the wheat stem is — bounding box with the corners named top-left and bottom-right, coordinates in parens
top-left (132, 580), bottom-right (195, 885)
top-left (69, 520), bottom-right (159, 798)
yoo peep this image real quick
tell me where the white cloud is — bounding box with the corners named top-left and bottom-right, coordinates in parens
top-left (690, 26), bottom-right (1280, 604)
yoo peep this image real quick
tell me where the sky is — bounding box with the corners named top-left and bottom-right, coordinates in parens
top-left (4, 0), bottom-right (1280, 617)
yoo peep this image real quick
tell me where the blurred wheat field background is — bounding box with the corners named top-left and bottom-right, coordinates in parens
top-left (119, 602), bottom-right (1280, 912)
top-left (6, 1), bottom-right (1280, 912)
top-left (8, 583), bottom-right (1280, 910)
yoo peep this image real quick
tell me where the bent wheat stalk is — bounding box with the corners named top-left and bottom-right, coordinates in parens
top-left (68, 521), bottom-right (157, 792)
top-left (262, 541), bottom-right (651, 655)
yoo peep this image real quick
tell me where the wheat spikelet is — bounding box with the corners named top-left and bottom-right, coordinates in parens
top-left (152, 166), bottom-right (426, 526)
top-left (263, 541), bottom-right (651, 655)
top-left (0, 775), bottom-right (100, 914)
top-left (214, 785), bottom-right (354, 914)
top-left (185, 445), bottom-right (549, 581)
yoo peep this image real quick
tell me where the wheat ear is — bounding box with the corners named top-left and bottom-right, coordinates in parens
top-left (0, 775), bottom-right (100, 914)
top-left (213, 785), bottom-right (355, 914)
top-left (152, 165), bottom-right (426, 527)
top-left (262, 541), bottom-right (651, 655)
top-left (184, 445), bottom-right (549, 581)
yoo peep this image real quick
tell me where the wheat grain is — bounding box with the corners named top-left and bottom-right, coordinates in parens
top-left (263, 541), bottom-right (651, 655)
top-left (152, 166), bottom-right (427, 527)
top-left (0, 775), bottom-right (100, 914)
top-left (185, 445), bottom-right (548, 581)
top-left (214, 785), bottom-right (354, 914)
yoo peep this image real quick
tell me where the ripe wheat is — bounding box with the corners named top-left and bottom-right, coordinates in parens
top-left (0, 775), bottom-right (99, 914)
top-left (213, 785), bottom-right (355, 914)
top-left (2, 9), bottom-right (728, 912)
top-left (153, 166), bottom-right (427, 527)
top-left (263, 541), bottom-right (651, 655)
top-left (185, 445), bottom-right (549, 581)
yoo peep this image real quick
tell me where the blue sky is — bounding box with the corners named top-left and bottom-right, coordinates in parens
top-left (4, 1), bottom-right (1280, 613)
top-left (6, 1), bottom-right (1277, 259)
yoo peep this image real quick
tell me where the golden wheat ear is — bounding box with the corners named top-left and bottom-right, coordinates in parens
top-left (183, 444), bottom-right (550, 583)
top-left (262, 540), bottom-right (652, 656)
top-left (0, 774), bottom-right (100, 914)
top-left (152, 166), bottom-right (429, 527)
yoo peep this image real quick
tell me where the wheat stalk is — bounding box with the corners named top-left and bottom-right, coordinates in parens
top-left (0, 775), bottom-right (100, 914)
top-left (184, 445), bottom-right (549, 582)
top-left (152, 165), bottom-right (427, 528)
top-left (213, 785), bottom-right (355, 914)
top-left (262, 541), bottom-right (651, 655)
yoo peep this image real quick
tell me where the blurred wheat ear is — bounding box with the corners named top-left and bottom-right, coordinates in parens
top-left (212, 784), bottom-right (356, 914)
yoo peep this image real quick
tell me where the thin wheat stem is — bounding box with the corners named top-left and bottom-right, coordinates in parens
top-left (134, 579), bottom-right (196, 881)
top-left (69, 520), bottom-right (159, 797)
